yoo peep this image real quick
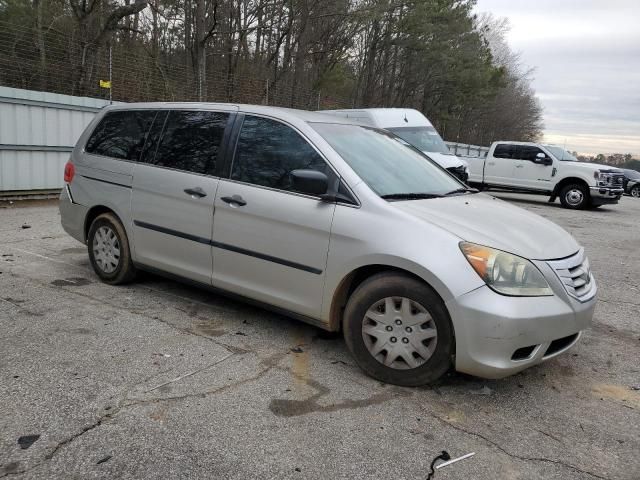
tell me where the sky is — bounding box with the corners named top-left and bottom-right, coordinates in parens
top-left (474, 0), bottom-right (640, 156)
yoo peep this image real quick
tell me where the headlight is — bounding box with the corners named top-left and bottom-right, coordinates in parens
top-left (460, 242), bottom-right (552, 296)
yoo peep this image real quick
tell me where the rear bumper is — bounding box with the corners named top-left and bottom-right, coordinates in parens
top-left (59, 185), bottom-right (88, 244)
top-left (590, 186), bottom-right (623, 204)
top-left (446, 284), bottom-right (596, 379)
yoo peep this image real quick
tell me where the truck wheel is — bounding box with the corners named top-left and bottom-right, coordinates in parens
top-left (631, 185), bottom-right (640, 198)
top-left (559, 183), bottom-right (589, 209)
top-left (342, 272), bottom-right (453, 386)
top-left (87, 213), bottom-right (136, 285)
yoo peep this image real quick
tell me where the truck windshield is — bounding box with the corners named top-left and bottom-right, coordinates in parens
top-left (311, 123), bottom-right (463, 199)
top-left (386, 126), bottom-right (451, 154)
top-left (545, 146), bottom-right (578, 161)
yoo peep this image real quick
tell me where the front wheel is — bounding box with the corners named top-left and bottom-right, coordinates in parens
top-left (342, 273), bottom-right (453, 386)
top-left (87, 213), bottom-right (136, 285)
top-left (559, 183), bottom-right (589, 209)
top-left (631, 185), bottom-right (640, 198)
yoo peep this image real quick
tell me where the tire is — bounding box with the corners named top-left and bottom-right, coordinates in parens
top-left (87, 213), bottom-right (136, 285)
top-left (631, 185), bottom-right (640, 198)
top-left (342, 272), bottom-right (453, 386)
top-left (559, 183), bottom-right (589, 209)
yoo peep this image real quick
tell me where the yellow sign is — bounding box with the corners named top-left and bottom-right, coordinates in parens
top-left (99, 80), bottom-right (112, 89)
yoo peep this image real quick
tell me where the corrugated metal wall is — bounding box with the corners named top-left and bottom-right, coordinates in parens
top-left (0, 87), bottom-right (491, 193)
top-left (0, 87), bottom-right (112, 192)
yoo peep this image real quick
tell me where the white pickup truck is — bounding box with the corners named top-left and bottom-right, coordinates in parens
top-left (467, 141), bottom-right (625, 209)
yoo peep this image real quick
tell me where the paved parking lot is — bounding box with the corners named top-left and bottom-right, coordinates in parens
top-left (1, 193), bottom-right (639, 479)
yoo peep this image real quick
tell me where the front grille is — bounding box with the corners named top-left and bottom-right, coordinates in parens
top-left (547, 249), bottom-right (596, 302)
top-left (600, 172), bottom-right (625, 187)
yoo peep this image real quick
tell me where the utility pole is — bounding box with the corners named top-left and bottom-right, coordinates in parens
top-left (108, 44), bottom-right (113, 104)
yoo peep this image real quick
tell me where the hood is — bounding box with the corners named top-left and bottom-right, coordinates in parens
top-left (394, 193), bottom-right (579, 260)
top-left (424, 152), bottom-right (468, 170)
top-left (573, 162), bottom-right (622, 173)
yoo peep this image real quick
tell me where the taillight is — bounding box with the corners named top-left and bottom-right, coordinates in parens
top-left (64, 161), bottom-right (75, 183)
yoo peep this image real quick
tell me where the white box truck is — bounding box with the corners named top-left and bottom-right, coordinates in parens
top-left (319, 108), bottom-right (470, 182)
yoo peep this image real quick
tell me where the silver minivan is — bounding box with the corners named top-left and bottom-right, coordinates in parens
top-left (60, 103), bottom-right (597, 386)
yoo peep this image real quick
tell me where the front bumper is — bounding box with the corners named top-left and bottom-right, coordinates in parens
top-left (446, 278), bottom-right (596, 379)
top-left (590, 186), bottom-right (623, 205)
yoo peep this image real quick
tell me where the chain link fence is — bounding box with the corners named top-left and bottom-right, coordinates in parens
top-left (0, 20), bottom-right (352, 110)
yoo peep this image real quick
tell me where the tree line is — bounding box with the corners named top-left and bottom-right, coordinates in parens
top-left (0, 0), bottom-right (544, 144)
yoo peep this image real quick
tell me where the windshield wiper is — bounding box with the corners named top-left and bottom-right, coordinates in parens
top-left (381, 193), bottom-right (443, 201)
top-left (443, 187), bottom-right (478, 196)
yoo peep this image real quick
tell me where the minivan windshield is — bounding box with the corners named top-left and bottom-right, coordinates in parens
top-left (545, 146), bottom-right (578, 161)
top-left (386, 126), bottom-right (451, 154)
top-left (311, 123), bottom-right (465, 199)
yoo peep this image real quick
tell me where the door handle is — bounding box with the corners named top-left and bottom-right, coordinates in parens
top-left (184, 187), bottom-right (207, 198)
top-left (220, 195), bottom-right (247, 207)
top-left (515, 164), bottom-right (524, 168)
top-left (487, 162), bottom-right (495, 166)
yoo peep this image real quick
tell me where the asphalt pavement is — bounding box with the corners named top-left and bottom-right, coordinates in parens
top-left (0, 193), bottom-right (638, 479)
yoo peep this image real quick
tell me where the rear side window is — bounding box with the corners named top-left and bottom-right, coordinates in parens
top-left (493, 144), bottom-right (515, 159)
top-left (150, 110), bottom-right (229, 175)
top-left (85, 110), bottom-right (156, 161)
top-left (230, 115), bottom-right (332, 193)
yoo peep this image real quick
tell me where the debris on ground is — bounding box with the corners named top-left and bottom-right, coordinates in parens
top-left (426, 450), bottom-right (450, 479)
top-left (435, 452), bottom-right (476, 471)
top-left (96, 455), bottom-right (112, 464)
top-left (235, 331), bottom-right (248, 336)
top-left (470, 385), bottom-right (493, 395)
top-left (290, 346), bottom-right (304, 353)
top-left (17, 435), bottom-right (40, 450)
top-left (21, 224), bottom-right (31, 229)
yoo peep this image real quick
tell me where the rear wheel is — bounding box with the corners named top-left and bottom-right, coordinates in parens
top-left (559, 183), bottom-right (589, 209)
top-left (343, 273), bottom-right (453, 386)
top-left (631, 185), bottom-right (640, 198)
top-left (87, 213), bottom-right (136, 285)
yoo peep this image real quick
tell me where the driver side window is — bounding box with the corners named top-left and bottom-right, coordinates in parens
top-left (516, 146), bottom-right (546, 161)
top-left (230, 115), bottom-right (334, 194)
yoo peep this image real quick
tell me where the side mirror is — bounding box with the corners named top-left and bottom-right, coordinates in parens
top-left (290, 169), bottom-right (328, 196)
top-left (534, 152), bottom-right (553, 165)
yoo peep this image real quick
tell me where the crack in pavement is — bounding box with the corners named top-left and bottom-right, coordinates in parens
top-left (5, 268), bottom-right (250, 356)
top-left (598, 297), bottom-right (640, 308)
top-left (120, 351), bottom-right (287, 409)
top-left (4, 351), bottom-right (247, 477)
top-left (422, 408), bottom-right (609, 479)
top-left (145, 353), bottom-right (235, 392)
top-left (44, 418), bottom-right (106, 461)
